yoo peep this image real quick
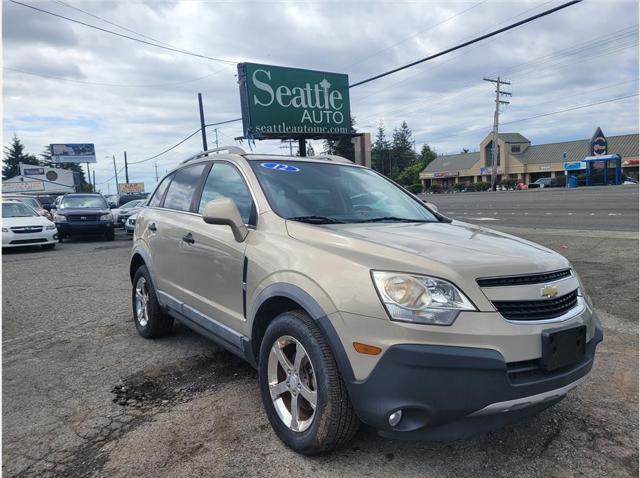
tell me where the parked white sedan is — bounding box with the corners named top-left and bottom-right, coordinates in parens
top-left (2, 200), bottom-right (58, 249)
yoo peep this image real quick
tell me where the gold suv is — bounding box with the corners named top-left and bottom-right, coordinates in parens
top-left (130, 147), bottom-right (603, 454)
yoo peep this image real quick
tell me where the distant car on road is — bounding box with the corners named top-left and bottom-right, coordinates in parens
top-left (117, 193), bottom-right (148, 207)
top-left (52, 193), bottom-right (114, 242)
top-left (528, 177), bottom-right (558, 189)
top-left (2, 200), bottom-right (57, 250)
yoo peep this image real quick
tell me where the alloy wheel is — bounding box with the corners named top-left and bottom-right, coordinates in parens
top-left (267, 335), bottom-right (318, 432)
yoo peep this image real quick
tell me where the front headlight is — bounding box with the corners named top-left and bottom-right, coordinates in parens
top-left (45, 224), bottom-right (57, 230)
top-left (1, 227), bottom-right (8, 232)
top-left (100, 214), bottom-right (113, 221)
top-left (372, 271), bottom-right (476, 325)
top-left (53, 214), bottom-right (66, 222)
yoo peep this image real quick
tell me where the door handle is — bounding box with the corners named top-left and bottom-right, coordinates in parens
top-left (148, 222), bottom-right (157, 232)
top-left (182, 233), bottom-right (195, 244)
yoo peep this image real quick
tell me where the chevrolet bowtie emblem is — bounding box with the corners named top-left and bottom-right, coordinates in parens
top-left (541, 285), bottom-right (559, 298)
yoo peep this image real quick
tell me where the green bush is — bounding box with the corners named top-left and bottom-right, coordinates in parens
top-left (428, 184), bottom-right (443, 194)
top-left (472, 181), bottom-right (491, 191)
top-left (453, 182), bottom-right (467, 191)
top-left (407, 183), bottom-right (423, 194)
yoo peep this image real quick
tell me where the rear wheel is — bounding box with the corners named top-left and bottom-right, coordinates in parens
top-left (132, 265), bottom-right (173, 338)
top-left (259, 310), bottom-right (359, 454)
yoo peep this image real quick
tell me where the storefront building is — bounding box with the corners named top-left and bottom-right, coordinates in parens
top-left (420, 130), bottom-right (639, 189)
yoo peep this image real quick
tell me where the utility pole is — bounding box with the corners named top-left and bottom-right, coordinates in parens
top-left (124, 151), bottom-right (129, 183)
top-left (112, 154), bottom-right (120, 194)
top-left (298, 139), bottom-right (307, 157)
top-left (154, 163), bottom-right (159, 182)
top-left (215, 128), bottom-right (219, 150)
top-left (197, 93), bottom-right (208, 152)
top-left (92, 171), bottom-right (96, 192)
top-left (483, 76), bottom-right (511, 191)
top-left (86, 162), bottom-right (91, 191)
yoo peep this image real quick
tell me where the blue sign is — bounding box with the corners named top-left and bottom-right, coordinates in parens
top-left (260, 162), bottom-right (300, 172)
top-left (564, 161), bottom-right (586, 171)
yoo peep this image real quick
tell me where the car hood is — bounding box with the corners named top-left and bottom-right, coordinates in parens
top-left (56, 208), bottom-right (111, 216)
top-left (3, 215), bottom-right (52, 227)
top-left (286, 219), bottom-right (569, 279)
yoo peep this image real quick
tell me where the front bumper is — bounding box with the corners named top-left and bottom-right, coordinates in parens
top-left (345, 316), bottom-right (603, 440)
top-left (56, 221), bottom-right (113, 236)
top-left (2, 229), bottom-right (57, 247)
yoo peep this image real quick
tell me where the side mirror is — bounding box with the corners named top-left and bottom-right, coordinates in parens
top-left (50, 204), bottom-right (57, 210)
top-left (425, 202), bottom-right (438, 213)
top-left (42, 204), bottom-right (51, 211)
top-left (202, 198), bottom-right (249, 242)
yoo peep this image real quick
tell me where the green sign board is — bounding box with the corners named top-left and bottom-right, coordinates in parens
top-left (237, 63), bottom-right (351, 140)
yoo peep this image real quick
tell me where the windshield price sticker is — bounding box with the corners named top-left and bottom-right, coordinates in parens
top-left (261, 163), bottom-right (300, 172)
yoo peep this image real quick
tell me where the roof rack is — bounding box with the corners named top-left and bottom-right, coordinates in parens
top-left (181, 146), bottom-right (247, 164)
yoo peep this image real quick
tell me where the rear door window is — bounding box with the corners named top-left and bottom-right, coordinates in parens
top-left (163, 164), bottom-right (207, 211)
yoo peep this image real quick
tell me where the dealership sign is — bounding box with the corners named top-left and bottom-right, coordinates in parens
top-left (237, 63), bottom-right (351, 140)
top-left (50, 144), bottom-right (96, 163)
top-left (3, 180), bottom-right (45, 192)
top-left (118, 182), bottom-right (145, 193)
top-left (480, 167), bottom-right (503, 175)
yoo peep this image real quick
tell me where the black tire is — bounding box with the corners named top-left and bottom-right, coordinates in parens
top-left (58, 233), bottom-right (65, 243)
top-left (105, 229), bottom-right (115, 241)
top-left (259, 310), bottom-right (359, 455)
top-left (42, 243), bottom-right (56, 250)
top-left (131, 265), bottom-right (173, 338)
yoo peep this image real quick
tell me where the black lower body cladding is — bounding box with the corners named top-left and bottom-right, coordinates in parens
top-left (343, 317), bottom-right (603, 440)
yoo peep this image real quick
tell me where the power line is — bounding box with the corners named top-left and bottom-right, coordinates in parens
top-left (349, 0), bottom-right (583, 88)
top-left (127, 118), bottom-right (242, 165)
top-left (9, 0), bottom-right (237, 65)
top-left (2, 66), bottom-right (225, 88)
top-left (54, 0), bottom-right (189, 52)
top-left (347, 0), bottom-right (488, 69)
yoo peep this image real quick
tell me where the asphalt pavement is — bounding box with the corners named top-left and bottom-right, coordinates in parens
top-left (2, 198), bottom-right (638, 477)
top-left (423, 185), bottom-right (638, 231)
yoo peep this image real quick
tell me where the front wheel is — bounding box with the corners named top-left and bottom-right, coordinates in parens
top-left (131, 265), bottom-right (173, 338)
top-left (259, 310), bottom-right (359, 455)
top-left (105, 228), bottom-right (115, 241)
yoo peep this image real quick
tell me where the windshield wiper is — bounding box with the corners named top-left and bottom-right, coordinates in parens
top-left (287, 216), bottom-right (345, 224)
top-left (352, 216), bottom-right (432, 223)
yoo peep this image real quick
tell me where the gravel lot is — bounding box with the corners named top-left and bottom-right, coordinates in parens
top-left (3, 214), bottom-right (638, 477)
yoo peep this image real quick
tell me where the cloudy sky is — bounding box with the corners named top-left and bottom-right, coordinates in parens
top-left (3, 0), bottom-right (638, 192)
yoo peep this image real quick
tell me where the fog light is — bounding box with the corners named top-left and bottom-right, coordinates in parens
top-left (53, 234), bottom-right (58, 240)
top-left (388, 410), bottom-right (403, 427)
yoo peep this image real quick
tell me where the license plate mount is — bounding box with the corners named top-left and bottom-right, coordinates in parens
top-left (541, 325), bottom-right (587, 371)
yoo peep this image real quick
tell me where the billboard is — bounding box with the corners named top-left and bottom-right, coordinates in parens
top-left (118, 182), bottom-right (145, 193)
top-left (49, 144), bottom-right (96, 163)
top-left (238, 63), bottom-right (351, 140)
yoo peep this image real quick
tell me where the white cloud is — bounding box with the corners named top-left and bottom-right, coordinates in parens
top-left (3, 0), bottom-right (638, 190)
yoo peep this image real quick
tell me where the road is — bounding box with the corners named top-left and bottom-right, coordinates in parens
top-left (2, 209), bottom-right (638, 477)
top-left (423, 185), bottom-right (638, 231)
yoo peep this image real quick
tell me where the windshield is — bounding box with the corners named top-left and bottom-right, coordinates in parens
top-left (250, 161), bottom-right (437, 224)
top-left (60, 195), bottom-right (107, 209)
top-left (121, 200), bottom-right (142, 209)
top-left (3, 202), bottom-right (39, 218)
top-left (12, 197), bottom-right (41, 209)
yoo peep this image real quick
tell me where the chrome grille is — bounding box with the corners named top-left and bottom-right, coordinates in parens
top-left (10, 226), bottom-right (43, 234)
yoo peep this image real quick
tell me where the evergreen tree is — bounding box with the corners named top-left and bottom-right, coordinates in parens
top-left (371, 122), bottom-right (390, 175)
top-left (390, 121), bottom-right (417, 180)
top-left (3, 134), bottom-right (40, 179)
top-left (395, 143), bottom-right (437, 187)
top-left (323, 116), bottom-right (356, 161)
